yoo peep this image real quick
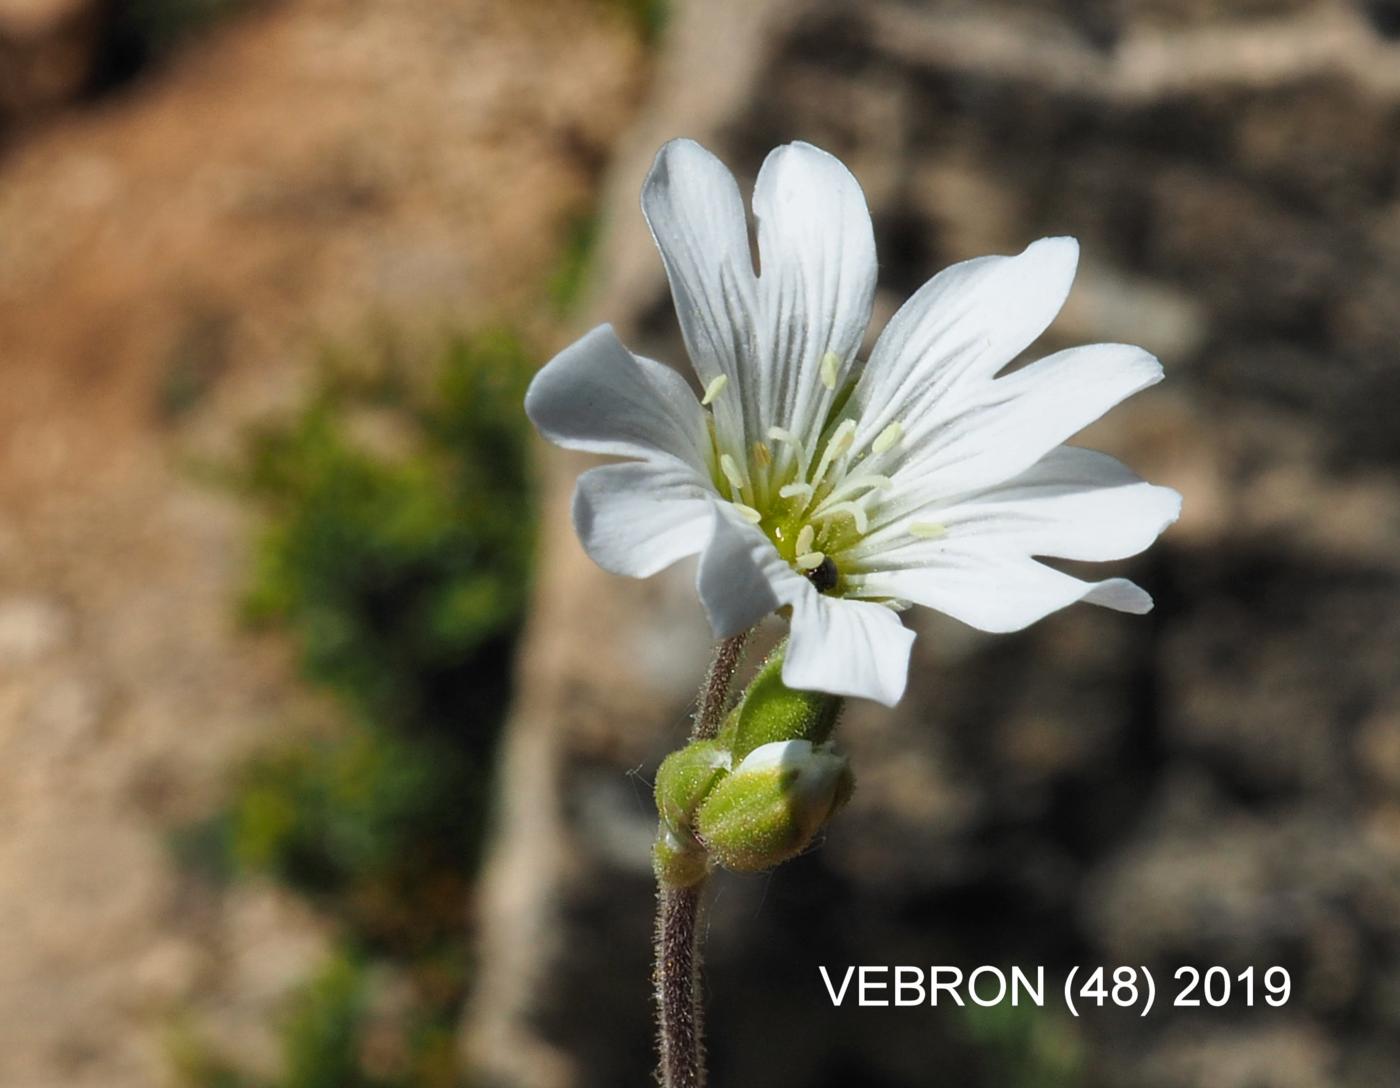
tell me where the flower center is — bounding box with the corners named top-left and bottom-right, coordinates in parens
top-left (707, 403), bottom-right (904, 594)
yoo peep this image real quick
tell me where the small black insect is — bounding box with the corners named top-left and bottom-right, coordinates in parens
top-left (804, 555), bottom-right (840, 593)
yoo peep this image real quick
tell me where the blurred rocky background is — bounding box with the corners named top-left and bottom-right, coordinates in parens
top-left (1, 1), bottom-right (1398, 1087)
top-left (0, 1), bottom-right (648, 1086)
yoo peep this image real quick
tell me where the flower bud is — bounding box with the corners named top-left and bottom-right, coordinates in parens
top-left (694, 740), bottom-right (853, 873)
top-left (721, 646), bottom-right (843, 762)
top-left (653, 739), bottom-right (730, 836)
top-left (653, 739), bottom-right (731, 888)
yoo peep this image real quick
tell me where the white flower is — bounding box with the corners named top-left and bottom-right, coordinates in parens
top-left (526, 138), bottom-right (1181, 707)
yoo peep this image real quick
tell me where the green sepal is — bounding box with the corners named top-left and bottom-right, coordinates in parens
top-left (720, 645), bottom-right (843, 762)
top-left (654, 739), bottom-right (731, 838)
top-left (694, 740), bottom-right (853, 873)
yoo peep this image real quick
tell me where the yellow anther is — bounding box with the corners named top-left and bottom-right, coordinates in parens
top-left (701, 374), bottom-right (729, 406)
top-left (820, 351), bottom-right (840, 391)
top-left (732, 503), bottom-right (763, 524)
top-left (872, 421), bottom-right (904, 455)
top-left (752, 440), bottom-right (772, 468)
top-left (909, 522), bottom-right (947, 539)
top-left (795, 524), bottom-right (815, 555)
top-left (795, 551), bottom-right (826, 571)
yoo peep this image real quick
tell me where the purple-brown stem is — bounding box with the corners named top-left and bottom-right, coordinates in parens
top-left (655, 883), bottom-right (706, 1088)
top-left (654, 631), bottom-right (751, 1087)
top-left (692, 632), bottom-right (751, 742)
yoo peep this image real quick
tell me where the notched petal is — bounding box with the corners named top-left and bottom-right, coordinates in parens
top-left (853, 555), bottom-right (1156, 635)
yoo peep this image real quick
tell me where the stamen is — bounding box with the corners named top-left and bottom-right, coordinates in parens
top-left (811, 419), bottom-right (857, 489)
top-left (909, 522), bottom-right (947, 539)
top-left (779, 482), bottom-right (814, 502)
top-left (820, 351), bottom-right (840, 391)
top-left (732, 503), bottom-right (763, 524)
top-left (719, 453), bottom-right (748, 497)
top-left (752, 440), bottom-right (772, 468)
top-left (813, 473), bottom-right (892, 510)
top-left (795, 551), bottom-right (826, 571)
top-left (767, 425), bottom-right (810, 477)
top-left (872, 421), bottom-right (904, 455)
top-left (701, 374), bottom-right (728, 406)
top-left (813, 501), bottom-right (869, 535)
top-left (795, 524), bottom-right (815, 555)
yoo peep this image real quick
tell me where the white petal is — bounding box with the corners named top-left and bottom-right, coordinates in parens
top-left (856, 446), bottom-right (1181, 564)
top-left (641, 140), bottom-right (757, 452)
top-left (852, 237), bottom-right (1079, 449)
top-left (784, 594), bottom-right (914, 707)
top-left (852, 553), bottom-right (1153, 635)
top-left (732, 739), bottom-right (816, 775)
top-left (525, 324), bottom-right (707, 469)
top-left (875, 343), bottom-right (1164, 519)
top-left (752, 142), bottom-right (876, 459)
top-left (694, 504), bottom-right (801, 637)
top-left (572, 461), bottom-right (716, 578)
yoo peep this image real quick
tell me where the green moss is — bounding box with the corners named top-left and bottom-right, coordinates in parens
top-left (240, 330), bottom-right (533, 734)
top-left (229, 328), bottom-right (533, 927)
top-left (280, 954), bottom-right (372, 1088)
top-left (228, 730), bottom-right (475, 903)
top-left (176, 327), bottom-right (534, 1085)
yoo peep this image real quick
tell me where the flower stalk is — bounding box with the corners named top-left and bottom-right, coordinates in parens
top-left (654, 882), bottom-right (706, 1088)
top-left (694, 632), bottom-right (751, 740)
top-left (653, 635), bottom-right (850, 1086)
top-left (653, 632), bottom-right (747, 1087)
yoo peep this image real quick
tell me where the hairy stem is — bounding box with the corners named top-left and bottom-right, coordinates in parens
top-left (655, 883), bottom-right (705, 1088)
top-left (655, 631), bottom-right (751, 1087)
top-left (692, 631), bottom-right (751, 741)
